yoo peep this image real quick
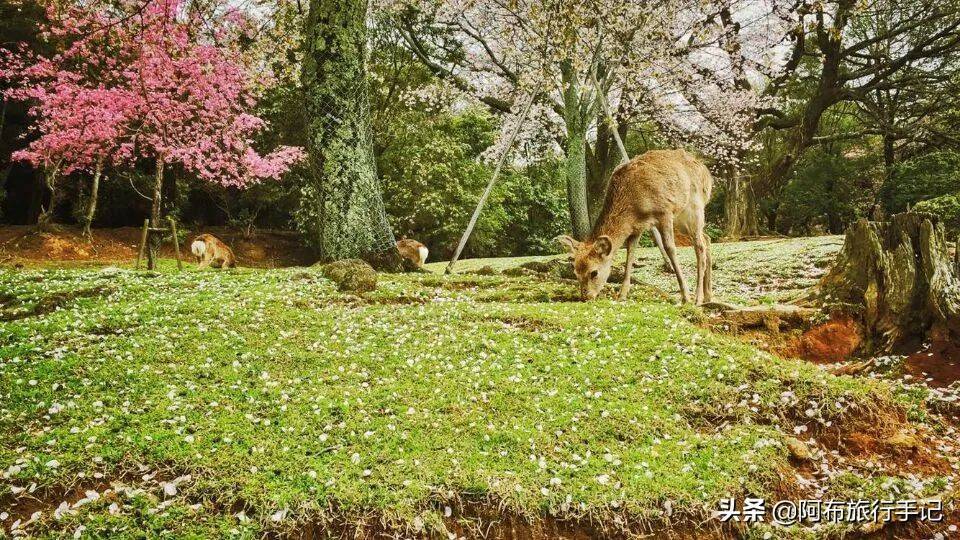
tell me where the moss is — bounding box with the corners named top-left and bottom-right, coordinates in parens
top-left (320, 258), bottom-right (377, 292)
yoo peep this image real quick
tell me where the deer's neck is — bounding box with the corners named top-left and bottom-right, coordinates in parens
top-left (589, 214), bottom-right (632, 250)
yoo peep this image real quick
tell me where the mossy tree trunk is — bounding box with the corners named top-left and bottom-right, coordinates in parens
top-left (561, 62), bottom-right (592, 240)
top-left (723, 168), bottom-right (759, 239)
top-left (300, 0), bottom-right (402, 269)
top-left (817, 212), bottom-right (960, 352)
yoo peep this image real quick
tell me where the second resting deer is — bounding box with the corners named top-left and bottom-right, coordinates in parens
top-left (557, 149), bottom-right (714, 304)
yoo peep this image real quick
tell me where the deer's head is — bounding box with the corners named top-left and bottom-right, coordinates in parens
top-left (556, 235), bottom-right (615, 301)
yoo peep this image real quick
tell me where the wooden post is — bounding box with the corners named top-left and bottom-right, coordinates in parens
top-left (445, 95), bottom-right (535, 275)
top-left (136, 219), bottom-right (149, 270)
top-left (168, 217), bottom-right (183, 271)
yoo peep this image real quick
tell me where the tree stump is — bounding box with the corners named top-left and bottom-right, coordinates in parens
top-left (816, 212), bottom-right (960, 352)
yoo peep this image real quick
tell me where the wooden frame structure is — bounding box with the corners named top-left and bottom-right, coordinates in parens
top-left (136, 216), bottom-right (183, 271)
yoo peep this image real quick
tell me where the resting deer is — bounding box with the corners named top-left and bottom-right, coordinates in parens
top-left (557, 149), bottom-right (714, 304)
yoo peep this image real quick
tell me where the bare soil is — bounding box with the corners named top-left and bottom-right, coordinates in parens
top-left (779, 315), bottom-right (863, 364)
top-left (0, 225), bottom-right (315, 268)
top-left (904, 340), bottom-right (960, 388)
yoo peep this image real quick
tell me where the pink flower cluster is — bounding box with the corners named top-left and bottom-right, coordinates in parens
top-left (1, 0), bottom-right (304, 186)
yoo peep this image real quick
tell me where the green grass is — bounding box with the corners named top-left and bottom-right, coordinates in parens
top-left (432, 235), bottom-right (844, 305)
top-left (0, 239), bottom-right (944, 538)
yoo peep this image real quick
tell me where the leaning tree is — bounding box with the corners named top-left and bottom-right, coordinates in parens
top-left (747, 0), bottom-right (960, 235)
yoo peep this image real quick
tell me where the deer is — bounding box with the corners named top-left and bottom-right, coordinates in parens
top-left (396, 238), bottom-right (429, 268)
top-left (190, 233), bottom-right (237, 269)
top-left (557, 149), bottom-right (714, 304)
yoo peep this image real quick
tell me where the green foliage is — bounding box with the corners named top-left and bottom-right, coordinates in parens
top-left (377, 106), bottom-right (567, 259)
top-left (776, 148), bottom-right (880, 235)
top-left (914, 193), bottom-right (960, 238)
top-left (497, 160), bottom-right (568, 255)
top-left (882, 150), bottom-right (960, 213)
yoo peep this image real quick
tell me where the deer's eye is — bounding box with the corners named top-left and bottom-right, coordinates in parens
top-left (590, 270), bottom-right (599, 279)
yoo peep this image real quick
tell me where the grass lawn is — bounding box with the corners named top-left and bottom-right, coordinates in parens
top-left (0, 238), bottom-right (955, 538)
top-left (432, 235), bottom-right (845, 305)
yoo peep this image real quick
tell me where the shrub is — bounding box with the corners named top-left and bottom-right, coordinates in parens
top-left (776, 148), bottom-right (879, 235)
top-left (882, 150), bottom-right (960, 213)
top-left (377, 107), bottom-right (567, 259)
top-left (914, 193), bottom-right (960, 238)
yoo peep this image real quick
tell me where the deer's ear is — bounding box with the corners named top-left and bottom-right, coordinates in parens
top-left (593, 236), bottom-right (614, 258)
top-left (555, 235), bottom-right (580, 254)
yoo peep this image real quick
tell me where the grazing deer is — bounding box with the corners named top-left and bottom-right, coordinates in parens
top-left (190, 233), bottom-right (236, 269)
top-left (396, 238), bottom-right (429, 268)
top-left (557, 149), bottom-right (713, 304)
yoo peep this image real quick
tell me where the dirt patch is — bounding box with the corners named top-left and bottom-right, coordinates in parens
top-left (0, 286), bottom-right (113, 321)
top-left (281, 498), bottom-right (736, 540)
top-left (904, 339), bottom-right (960, 388)
top-left (779, 315), bottom-right (863, 363)
top-left (0, 225), bottom-right (315, 268)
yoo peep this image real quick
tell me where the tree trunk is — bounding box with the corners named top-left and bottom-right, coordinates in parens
top-left (565, 127), bottom-right (590, 240)
top-left (148, 157), bottom-right (164, 270)
top-left (816, 212), bottom-right (960, 352)
top-left (300, 0), bottom-right (400, 269)
top-left (36, 163), bottom-right (61, 229)
top-left (585, 112), bottom-right (627, 228)
top-left (82, 158), bottom-right (104, 242)
top-left (561, 64), bottom-right (591, 240)
top-left (723, 169), bottom-right (759, 239)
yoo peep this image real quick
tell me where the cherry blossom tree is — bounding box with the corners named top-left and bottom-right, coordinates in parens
top-left (387, 0), bottom-right (792, 239)
top-left (1, 0), bottom-right (304, 242)
top-left (0, 5), bottom-right (135, 230)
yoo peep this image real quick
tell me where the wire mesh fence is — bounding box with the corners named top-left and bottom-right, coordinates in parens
top-left (299, 55), bottom-right (397, 261)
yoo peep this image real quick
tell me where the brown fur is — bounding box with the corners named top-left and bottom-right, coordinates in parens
top-left (396, 238), bottom-right (428, 268)
top-left (192, 234), bottom-right (236, 269)
top-left (558, 149), bottom-right (714, 304)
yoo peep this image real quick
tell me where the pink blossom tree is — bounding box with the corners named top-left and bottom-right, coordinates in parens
top-left (1, 5), bottom-right (136, 231)
top-left (1, 0), bottom-right (304, 241)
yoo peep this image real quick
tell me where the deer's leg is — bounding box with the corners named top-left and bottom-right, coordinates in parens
top-left (658, 215), bottom-right (689, 303)
top-left (619, 234), bottom-right (639, 301)
top-left (692, 229), bottom-right (707, 305)
top-left (703, 235), bottom-right (713, 303)
top-left (650, 227), bottom-right (674, 273)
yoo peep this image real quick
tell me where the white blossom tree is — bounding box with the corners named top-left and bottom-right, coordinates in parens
top-left (386, 0), bottom-right (793, 239)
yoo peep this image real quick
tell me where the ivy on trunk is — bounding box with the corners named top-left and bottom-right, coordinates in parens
top-left (299, 0), bottom-right (401, 267)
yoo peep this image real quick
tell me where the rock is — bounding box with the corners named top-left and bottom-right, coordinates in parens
top-left (784, 436), bottom-right (813, 461)
top-left (519, 259), bottom-right (576, 280)
top-left (320, 259), bottom-right (377, 293)
top-left (503, 267), bottom-right (539, 277)
top-left (886, 431), bottom-right (919, 450)
top-left (474, 265), bottom-right (499, 276)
